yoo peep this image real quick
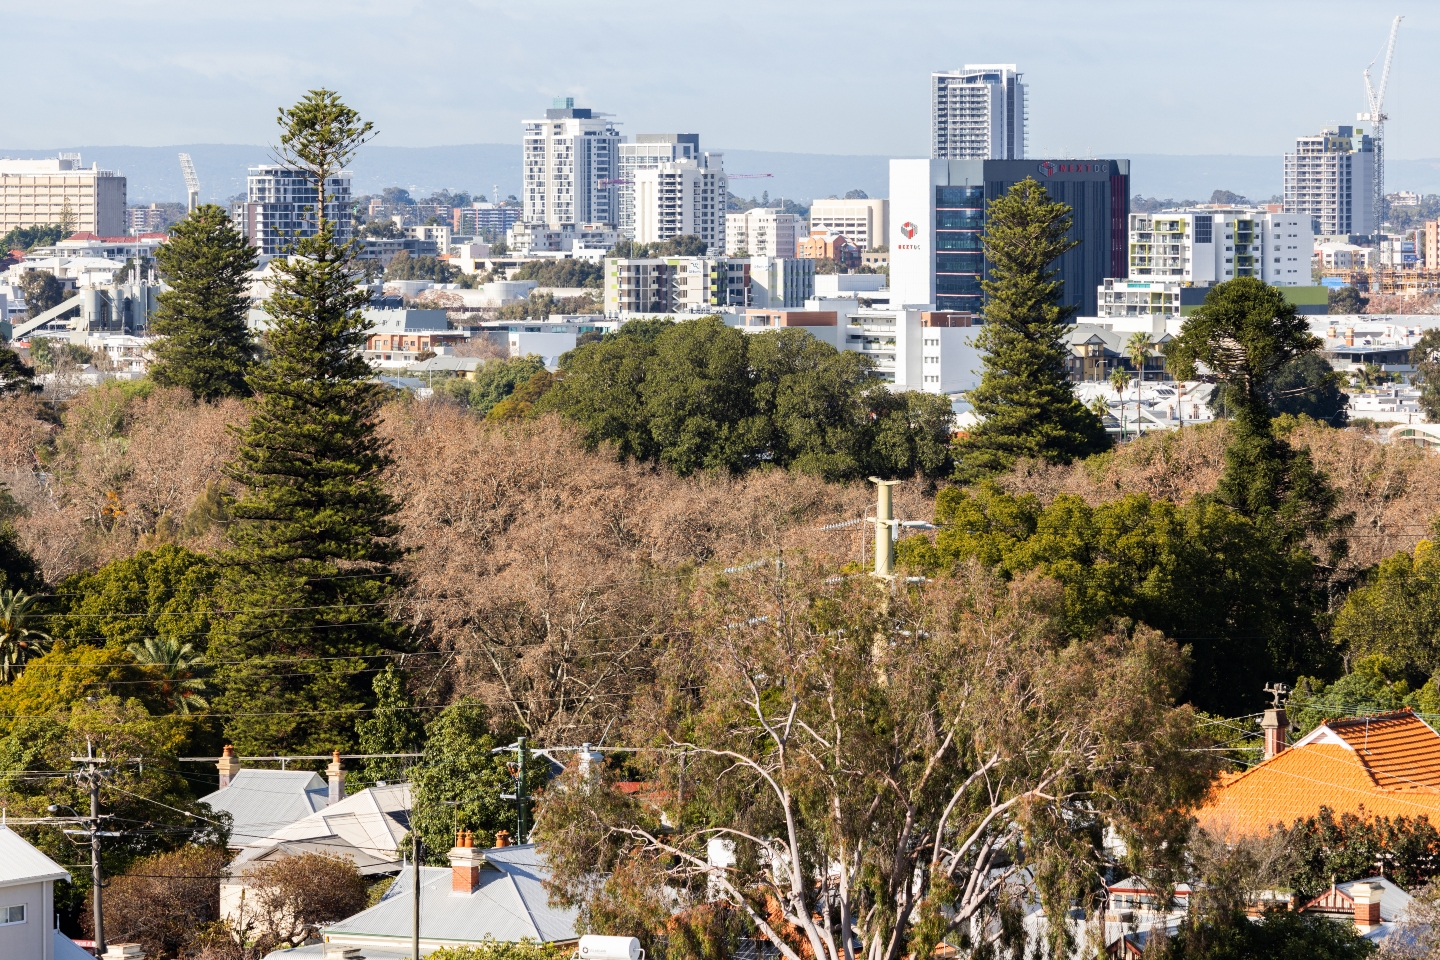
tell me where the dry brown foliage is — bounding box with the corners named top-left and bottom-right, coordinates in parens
top-left (82, 845), bottom-right (228, 959)
top-left (992, 419), bottom-right (1440, 575)
top-left (0, 387), bottom-right (245, 581)
top-left (381, 404), bottom-right (930, 742)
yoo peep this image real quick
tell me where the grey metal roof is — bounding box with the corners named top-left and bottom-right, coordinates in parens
top-left (56, 932), bottom-right (94, 960)
top-left (325, 845), bottom-right (578, 945)
top-left (231, 784), bottom-right (412, 872)
top-left (1336, 876), bottom-right (1413, 924)
top-left (200, 769), bottom-right (328, 846)
top-left (0, 825), bottom-right (70, 886)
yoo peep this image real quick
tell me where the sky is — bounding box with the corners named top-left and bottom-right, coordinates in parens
top-left (0, 0), bottom-right (1433, 160)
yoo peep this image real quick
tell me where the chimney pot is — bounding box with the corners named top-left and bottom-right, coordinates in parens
top-left (1353, 882), bottom-right (1383, 930)
top-left (495, 830), bottom-right (511, 848)
top-left (1261, 708), bottom-right (1288, 761)
top-left (326, 751), bottom-right (345, 806)
top-left (217, 744), bottom-right (241, 789)
top-left (449, 836), bottom-right (484, 894)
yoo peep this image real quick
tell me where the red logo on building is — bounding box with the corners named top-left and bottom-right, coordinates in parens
top-left (1038, 161), bottom-right (1055, 178)
top-left (901, 221), bottom-right (917, 239)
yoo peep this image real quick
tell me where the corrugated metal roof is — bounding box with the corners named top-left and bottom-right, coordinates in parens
top-left (200, 769), bottom-right (328, 846)
top-left (55, 932), bottom-right (94, 960)
top-left (327, 845), bottom-right (578, 945)
top-left (232, 784), bottom-right (412, 870)
top-left (0, 826), bottom-right (70, 886)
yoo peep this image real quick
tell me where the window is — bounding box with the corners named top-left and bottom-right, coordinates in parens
top-left (1, 905), bottom-right (24, 925)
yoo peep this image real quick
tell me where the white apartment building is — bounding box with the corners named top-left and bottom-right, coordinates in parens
top-left (1097, 279), bottom-right (1186, 320)
top-left (1126, 208), bottom-right (1312, 286)
top-left (634, 155), bottom-right (726, 253)
top-left (523, 98), bottom-right (620, 227)
top-left (0, 155), bottom-right (127, 237)
top-left (725, 208), bottom-right (802, 257)
top-left (931, 65), bottom-right (1026, 160)
top-left (617, 134), bottom-right (700, 238)
top-left (808, 197), bottom-right (889, 250)
top-left (231, 165), bottom-right (353, 258)
top-left (1284, 125), bottom-right (1375, 238)
top-left (605, 256), bottom-right (751, 315)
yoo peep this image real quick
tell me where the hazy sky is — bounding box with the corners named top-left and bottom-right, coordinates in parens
top-left (1, 0), bottom-right (1432, 159)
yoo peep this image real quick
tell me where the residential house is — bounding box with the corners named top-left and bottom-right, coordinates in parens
top-left (0, 823), bottom-right (95, 960)
top-left (1197, 708), bottom-right (1440, 837)
top-left (200, 745), bottom-right (331, 849)
top-left (269, 833), bottom-right (580, 958)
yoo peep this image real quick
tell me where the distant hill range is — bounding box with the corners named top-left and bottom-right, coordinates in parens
top-left (4, 143), bottom-right (1440, 209)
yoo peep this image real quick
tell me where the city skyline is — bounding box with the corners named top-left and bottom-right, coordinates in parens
top-left (1, 0), bottom-right (1435, 163)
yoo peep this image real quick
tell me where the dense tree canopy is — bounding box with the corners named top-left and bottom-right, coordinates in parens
top-left (541, 317), bottom-right (953, 481)
top-left (896, 484), bottom-right (1333, 714)
top-left (511, 258), bottom-right (603, 289)
top-left (438, 355), bottom-right (546, 416)
top-left (384, 250), bottom-right (457, 282)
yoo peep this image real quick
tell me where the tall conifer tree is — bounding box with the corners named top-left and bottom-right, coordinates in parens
top-left (210, 90), bottom-right (402, 754)
top-left (953, 178), bottom-right (1110, 482)
top-left (149, 205), bottom-right (259, 400)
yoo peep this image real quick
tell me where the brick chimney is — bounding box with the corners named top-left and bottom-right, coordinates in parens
top-left (326, 750), bottom-right (345, 805)
top-left (217, 745), bottom-right (240, 789)
top-left (450, 829), bottom-right (484, 894)
top-left (1353, 882), bottom-right (1383, 931)
top-left (1261, 708), bottom-right (1288, 760)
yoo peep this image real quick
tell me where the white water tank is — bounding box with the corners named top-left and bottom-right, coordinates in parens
top-left (578, 936), bottom-right (642, 960)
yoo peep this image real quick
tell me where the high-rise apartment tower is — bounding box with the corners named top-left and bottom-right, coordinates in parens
top-left (931, 65), bottom-right (1026, 160)
top-left (1284, 125), bottom-right (1375, 238)
top-left (523, 98), bottom-right (620, 227)
top-left (617, 134), bottom-right (700, 239)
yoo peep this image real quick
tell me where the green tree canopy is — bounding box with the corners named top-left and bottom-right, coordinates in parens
top-left (953, 178), bottom-right (1109, 482)
top-left (1331, 540), bottom-right (1440, 686)
top-left (149, 204), bottom-right (259, 401)
top-left (511, 259), bottom-right (603, 289)
top-left (48, 545), bottom-right (216, 652)
top-left (210, 89), bottom-right (404, 755)
top-left (1329, 285), bottom-right (1367, 314)
top-left (1412, 328), bottom-right (1440, 422)
top-left (895, 483), bottom-right (1332, 715)
top-left (0, 224), bottom-right (64, 251)
top-left (383, 250), bottom-right (456, 282)
top-left (19, 270), bottom-right (77, 319)
top-left (409, 699), bottom-right (547, 860)
top-left (541, 318), bottom-right (953, 481)
top-left (353, 664), bottom-right (423, 788)
top-left (0, 347), bottom-right (39, 396)
top-left (438, 355), bottom-right (545, 416)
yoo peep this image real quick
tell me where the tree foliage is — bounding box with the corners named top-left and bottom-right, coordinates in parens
top-left (607, 236), bottom-right (710, 259)
top-left (953, 178), bottom-right (1110, 481)
top-left (383, 249), bottom-right (457, 282)
top-left (87, 846), bottom-right (229, 959)
top-left (541, 318), bottom-right (953, 481)
top-left (1331, 540), bottom-right (1440, 686)
top-left (149, 204), bottom-right (260, 401)
top-left (231, 852), bottom-right (368, 950)
top-left (536, 562), bottom-right (1213, 960)
top-left (210, 89), bottom-right (404, 755)
top-left (0, 224), bottom-right (64, 251)
top-left (0, 346), bottom-right (39, 396)
top-left (353, 664), bottom-right (422, 788)
top-left (895, 484), bottom-right (1333, 715)
top-left (1411, 329), bottom-right (1440, 423)
top-left (512, 258), bottom-right (603, 289)
top-left (1281, 807), bottom-right (1440, 897)
top-left (19, 269), bottom-right (77, 318)
top-left (1329, 285), bottom-right (1367, 315)
top-left (438, 355), bottom-right (546, 416)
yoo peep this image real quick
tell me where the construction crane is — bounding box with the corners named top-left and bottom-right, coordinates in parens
top-left (727, 173), bottom-right (773, 179)
top-left (1359, 15), bottom-right (1402, 227)
top-left (178, 153), bottom-right (200, 213)
top-left (598, 178), bottom-right (633, 187)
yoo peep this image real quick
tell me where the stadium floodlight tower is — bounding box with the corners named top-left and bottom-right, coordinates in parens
top-left (179, 153), bottom-right (200, 213)
top-left (1359, 15), bottom-right (1402, 227)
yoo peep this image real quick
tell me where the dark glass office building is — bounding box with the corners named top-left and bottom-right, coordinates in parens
top-left (892, 159), bottom-right (1129, 318)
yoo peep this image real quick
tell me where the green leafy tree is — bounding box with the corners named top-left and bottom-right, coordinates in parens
top-left (438, 355), bottom-right (546, 416)
top-left (126, 637), bottom-right (208, 715)
top-left (1126, 330), bottom-right (1151, 432)
top-left (409, 699), bottom-right (547, 859)
top-left (383, 250), bottom-right (457, 282)
top-left (953, 178), bottom-right (1109, 481)
top-left (0, 224), bottom-right (64, 251)
top-left (1154, 910), bottom-right (1375, 959)
top-left (1286, 656), bottom-right (1439, 736)
top-left (1412, 329), bottom-right (1440, 422)
top-left (19, 270), bottom-right (77, 319)
top-left (1281, 807), bottom-right (1440, 896)
top-left (511, 259), bottom-right (603, 289)
top-left (353, 664), bottom-right (422, 787)
top-left (0, 347), bottom-right (39, 396)
top-left (210, 89), bottom-right (404, 755)
top-left (1329, 285), bottom-right (1367, 314)
top-left (1332, 541), bottom-right (1440, 684)
top-left (641, 316), bottom-right (760, 475)
top-left (148, 204), bottom-right (259, 401)
top-left (1164, 277), bottom-right (1341, 544)
top-left (48, 546), bottom-right (216, 652)
top-left (1268, 353), bottom-right (1349, 424)
top-left (0, 513), bottom-right (41, 595)
top-left (540, 322), bottom-right (669, 463)
top-left (1109, 366), bottom-right (1131, 440)
top-left (895, 484), bottom-right (1332, 715)
top-left (486, 369), bottom-right (557, 422)
top-left (0, 590), bottom-right (50, 681)
top-left (863, 389), bottom-right (954, 480)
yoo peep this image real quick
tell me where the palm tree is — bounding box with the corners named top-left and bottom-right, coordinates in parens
top-left (1125, 331), bottom-right (1152, 437)
top-left (127, 636), bottom-right (208, 714)
top-left (0, 591), bottom-right (51, 682)
top-left (1108, 366), bottom-right (1131, 439)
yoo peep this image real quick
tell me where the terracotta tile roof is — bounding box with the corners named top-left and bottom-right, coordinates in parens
top-left (1197, 709), bottom-right (1440, 836)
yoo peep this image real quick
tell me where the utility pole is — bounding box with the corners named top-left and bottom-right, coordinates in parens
top-left (494, 737), bottom-right (532, 842)
top-left (868, 478), bottom-right (899, 579)
top-left (71, 739), bottom-right (111, 956)
top-left (412, 829), bottom-right (421, 960)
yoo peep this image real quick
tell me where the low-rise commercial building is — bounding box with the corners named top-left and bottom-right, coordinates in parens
top-left (604, 256), bottom-right (750, 315)
top-left (0, 155), bottom-right (127, 237)
top-left (797, 231), bottom-right (861, 270)
top-left (363, 307), bottom-right (466, 368)
top-left (809, 197), bottom-right (889, 250)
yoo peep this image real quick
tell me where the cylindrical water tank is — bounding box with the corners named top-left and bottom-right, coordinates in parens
top-left (578, 935), bottom-right (642, 960)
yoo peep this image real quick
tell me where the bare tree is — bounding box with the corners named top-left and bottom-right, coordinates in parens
top-left (82, 846), bottom-right (228, 958)
top-left (229, 852), bottom-right (368, 951)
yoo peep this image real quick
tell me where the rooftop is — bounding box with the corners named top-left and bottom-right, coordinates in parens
top-left (1198, 709), bottom-right (1440, 836)
top-left (200, 768), bottom-right (328, 847)
top-left (0, 824), bottom-right (69, 886)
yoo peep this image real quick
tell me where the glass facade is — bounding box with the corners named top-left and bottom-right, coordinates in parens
top-left (935, 185), bottom-right (984, 313)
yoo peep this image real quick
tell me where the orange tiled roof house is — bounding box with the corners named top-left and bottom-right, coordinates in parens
top-left (1198, 707), bottom-right (1440, 836)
